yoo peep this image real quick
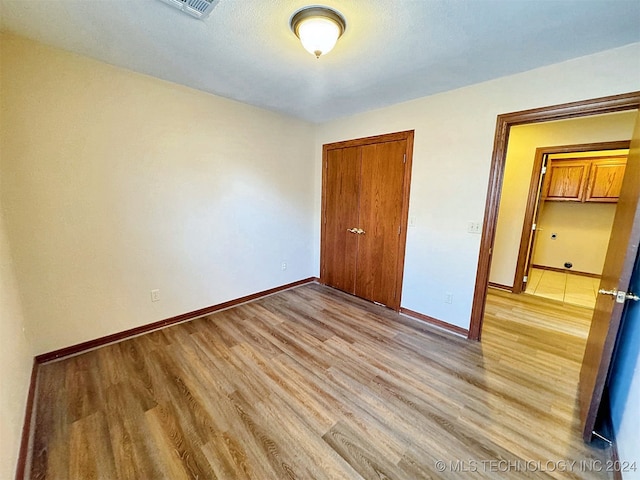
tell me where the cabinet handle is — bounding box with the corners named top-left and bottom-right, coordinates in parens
top-left (347, 228), bottom-right (358, 234)
top-left (356, 228), bottom-right (365, 235)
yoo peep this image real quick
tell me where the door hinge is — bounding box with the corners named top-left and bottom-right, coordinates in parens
top-left (523, 276), bottom-right (528, 283)
top-left (541, 166), bottom-right (547, 175)
top-left (324, 216), bottom-right (327, 224)
top-left (325, 160), bottom-right (328, 169)
top-left (398, 225), bottom-right (401, 235)
top-left (532, 223), bottom-right (536, 231)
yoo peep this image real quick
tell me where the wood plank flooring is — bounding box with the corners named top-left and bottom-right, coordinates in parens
top-left (28, 284), bottom-right (613, 479)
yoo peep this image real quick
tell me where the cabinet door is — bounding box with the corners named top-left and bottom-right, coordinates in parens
top-left (355, 140), bottom-right (407, 308)
top-left (585, 157), bottom-right (627, 202)
top-left (322, 147), bottom-right (360, 294)
top-left (543, 159), bottom-right (589, 201)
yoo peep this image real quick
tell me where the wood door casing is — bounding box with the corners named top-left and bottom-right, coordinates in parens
top-left (512, 142), bottom-right (630, 295)
top-left (520, 165), bottom-right (547, 293)
top-left (320, 130), bottom-right (414, 311)
top-left (355, 140), bottom-right (407, 307)
top-left (579, 110), bottom-right (640, 441)
top-left (470, 92), bottom-right (640, 341)
top-left (322, 146), bottom-right (360, 294)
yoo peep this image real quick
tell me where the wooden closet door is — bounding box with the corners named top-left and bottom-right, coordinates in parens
top-left (355, 140), bottom-right (407, 308)
top-left (322, 146), bottom-right (360, 294)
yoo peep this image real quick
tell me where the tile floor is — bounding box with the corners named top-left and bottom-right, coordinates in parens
top-left (525, 267), bottom-right (600, 309)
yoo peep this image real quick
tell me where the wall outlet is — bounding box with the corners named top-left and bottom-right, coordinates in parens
top-left (151, 289), bottom-right (160, 302)
top-left (445, 292), bottom-right (453, 304)
top-left (467, 222), bottom-right (482, 234)
top-left (281, 262), bottom-right (287, 271)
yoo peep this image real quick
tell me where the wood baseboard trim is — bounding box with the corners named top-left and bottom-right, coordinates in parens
top-left (488, 282), bottom-right (513, 292)
top-left (399, 307), bottom-right (469, 337)
top-left (15, 360), bottom-right (39, 480)
top-left (35, 277), bottom-right (318, 364)
top-left (531, 264), bottom-right (601, 279)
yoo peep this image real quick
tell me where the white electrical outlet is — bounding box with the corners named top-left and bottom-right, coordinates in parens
top-left (151, 289), bottom-right (160, 302)
top-left (281, 262), bottom-right (287, 271)
top-left (445, 292), bottom-right (453, 304)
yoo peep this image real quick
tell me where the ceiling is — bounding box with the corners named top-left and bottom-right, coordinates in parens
top-left (1, 0), bottom-right (639, 123)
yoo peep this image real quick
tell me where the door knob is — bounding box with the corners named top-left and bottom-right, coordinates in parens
top-left (598, 288), bottom-right (640, 303)
top-left (598, 289), bottom-right (617, 296)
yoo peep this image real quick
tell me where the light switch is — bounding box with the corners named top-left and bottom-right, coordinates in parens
top-left (467, 222), bottom-right (482, 234)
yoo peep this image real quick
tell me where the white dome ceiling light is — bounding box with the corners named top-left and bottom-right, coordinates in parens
top-left (290, 6), bottom-right (346, 59)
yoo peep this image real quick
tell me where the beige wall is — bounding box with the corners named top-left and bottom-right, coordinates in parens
top-left (532, 202), bottom-right (616, 275)
top-left (316, 42), bottom-right (640, 329)
top-left (0, 34), bottom-right (316, 355)
top-left (0, 206), bottom-right (33, 478)
top-left (489, 113), bottom-right (637, 288)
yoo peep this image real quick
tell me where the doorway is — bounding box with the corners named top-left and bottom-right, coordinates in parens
top-left (490, 138), bottom-right (630, 307)
top-left (468, 91), bottom-right (640, 442)
top-left (525, 148), bottom-right (629, 308)
top-left (471, 93), bottom-right (640, 340)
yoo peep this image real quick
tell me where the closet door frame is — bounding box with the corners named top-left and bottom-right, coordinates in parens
top-left (320, 130), bottom-right (415, 311)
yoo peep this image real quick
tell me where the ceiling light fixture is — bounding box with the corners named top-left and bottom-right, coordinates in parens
top-left (290, 6), bottom-right (346, 59)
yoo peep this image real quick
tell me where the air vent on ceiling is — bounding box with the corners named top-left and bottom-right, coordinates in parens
top-left (157, 0), bottom-right (219, 19)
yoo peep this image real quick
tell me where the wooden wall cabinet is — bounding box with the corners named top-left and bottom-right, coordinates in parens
top-left (542, 155), bottom-right (627, 203)
top-left (584, 158), bottom-right (627, 202)
top-left (544, 160), bottom-right (590, 201)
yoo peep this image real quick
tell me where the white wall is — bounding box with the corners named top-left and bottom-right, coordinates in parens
top-left (0, 203), bottom-right (33, 478)
top-left (315, 42), bottom-right (640, 330)
top-left (0, 34), bottom-right (316, 354)
top-left (490, 115), bottom-right (636, 287)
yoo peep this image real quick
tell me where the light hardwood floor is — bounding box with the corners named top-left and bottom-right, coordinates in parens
top-left (28, 284), bottom-right (613, 479)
